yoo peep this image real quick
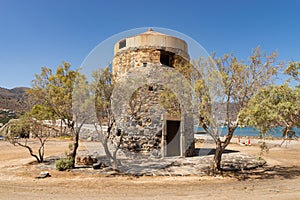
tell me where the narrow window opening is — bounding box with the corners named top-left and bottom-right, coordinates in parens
top-left (119, 40), bottom-right (126, 49)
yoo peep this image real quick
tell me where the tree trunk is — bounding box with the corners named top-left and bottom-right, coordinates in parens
top-left (17, 142), bottom-right (42, 163)
top-left (38, 146), bottom-right (44, 163)
top-left (213, 140), bottom-right (223, 172)
top-left (102, 137), bottom-right (113, 162)
top-left (37, 136), bottom-right (47, 163)
top-left (71, 129), bottom-right (79, 168)
top-left (60, 120), bottom-right (63, 137)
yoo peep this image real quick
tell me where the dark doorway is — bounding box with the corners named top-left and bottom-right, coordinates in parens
top-left (166, 120), bottom-right (180, 156)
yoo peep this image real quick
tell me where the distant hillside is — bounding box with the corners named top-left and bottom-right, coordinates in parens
top-left (0, 87), bottom-right (29, 112)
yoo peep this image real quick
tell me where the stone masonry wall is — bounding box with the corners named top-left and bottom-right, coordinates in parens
top-left (112, 46), bottom-right (194, 157)
top-left (113, 46), bottom-right (190, 79)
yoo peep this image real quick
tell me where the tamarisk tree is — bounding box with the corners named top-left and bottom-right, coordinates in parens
top-left (28, 62), bottom-right (90, 168)
top-left (241, 84), bottom-right (300, 142)
top-left (0, 107), bottom-right (58, 163)
top-left (195, 47), bottom-right (282, 172)
top-left (93, 67), bottom-right (124, 170)
top-left (285, 61), bottom-right (300, 83)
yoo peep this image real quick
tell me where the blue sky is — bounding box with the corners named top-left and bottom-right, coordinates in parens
top-left (0, 0), bottom-right (299, 88)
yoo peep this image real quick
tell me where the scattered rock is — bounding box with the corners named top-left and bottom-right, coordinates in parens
top-left (76, 155), bottom-right (98, 166)
top-left (36, 171), bottom-right (51, 179)
top-left (93, 161), bottom-right (108, 169)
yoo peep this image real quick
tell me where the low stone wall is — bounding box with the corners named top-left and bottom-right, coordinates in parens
top-left (79, 128), bottom-right (99, 141)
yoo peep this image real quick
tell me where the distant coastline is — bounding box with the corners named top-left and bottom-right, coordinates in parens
top-left (195, 126), bottom-right (300, 138)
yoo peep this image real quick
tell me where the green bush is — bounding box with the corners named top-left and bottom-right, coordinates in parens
top-left (55, 158), bottom-right (74, 171)
top-left (58, 135), bottom-right (73, 140)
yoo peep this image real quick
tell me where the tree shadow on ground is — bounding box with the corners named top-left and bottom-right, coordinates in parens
top-left (27, 156), bottom-right (61, 166)
top-left (194, 148), bottom-right (239, 156)
top-left (224, 165), bottom-right (300, 181)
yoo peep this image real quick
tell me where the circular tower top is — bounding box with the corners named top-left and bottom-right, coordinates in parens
top-left (114, 28), bottom-right (189, 60)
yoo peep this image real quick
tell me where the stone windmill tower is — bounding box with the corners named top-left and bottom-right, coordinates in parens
top-left (112, 28), bottom-right (194, 157)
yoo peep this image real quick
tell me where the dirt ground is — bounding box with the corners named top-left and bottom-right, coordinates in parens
top-left (0, 138), bottom-right (300, 200)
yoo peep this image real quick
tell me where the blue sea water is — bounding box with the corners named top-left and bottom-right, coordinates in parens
top-left (195, 126), bottom-right (300, 138)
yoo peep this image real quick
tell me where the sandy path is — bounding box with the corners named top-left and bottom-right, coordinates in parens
top-left (0, 139), bottom-right (299, 200)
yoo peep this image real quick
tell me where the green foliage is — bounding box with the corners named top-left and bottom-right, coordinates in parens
top-left (196, 47), bottom-right (281, 131)
top-left (6, 116), bottom-right (31, 139)
top-left (285, 62), bottom-right (300, 83)
top-left (158, 87), bottom-right (181, 116)
top-left (58, 135), bottom-right (73, 140)
top-left (30, 104), bottom-right (56, 120)
top-left (240, 84), bottom-right (300, 137)
top-left (196, 47), bottom-right (281, 133)
top-left (93, 67), bottom-right (124, 170)
top-left (0, 110), bottom-right (17, 125)
top-left (94, 67), bottom-right (114, 121)
top-left (195, 47), bottom-right (281, 171)
top-left (28, 62), bottom-right (80, 125)
top-left (1, 111), bottom-right (52, 163)
top-left (28, 62), bottom-right (86, 168)
top-left (67, 143), bottom-right (73, 154)
top-left (195, 78), bottom-right (212, 126)
top-left (55, 157), bottom-right (74, 171)
top-left (258, 141), bottom-right (269, 160)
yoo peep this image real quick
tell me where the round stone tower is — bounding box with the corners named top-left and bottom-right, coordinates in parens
top-left (112, 28), bottom-right (194, 157)
top-left (113, 28), bottom-right (190, 78)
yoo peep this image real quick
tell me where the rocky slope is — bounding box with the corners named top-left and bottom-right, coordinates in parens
top-left (0, 87), bottom-right (29, 112)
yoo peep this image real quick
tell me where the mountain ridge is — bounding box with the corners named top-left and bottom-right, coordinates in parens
top-left (0, 86), bottom-right (29, 112)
